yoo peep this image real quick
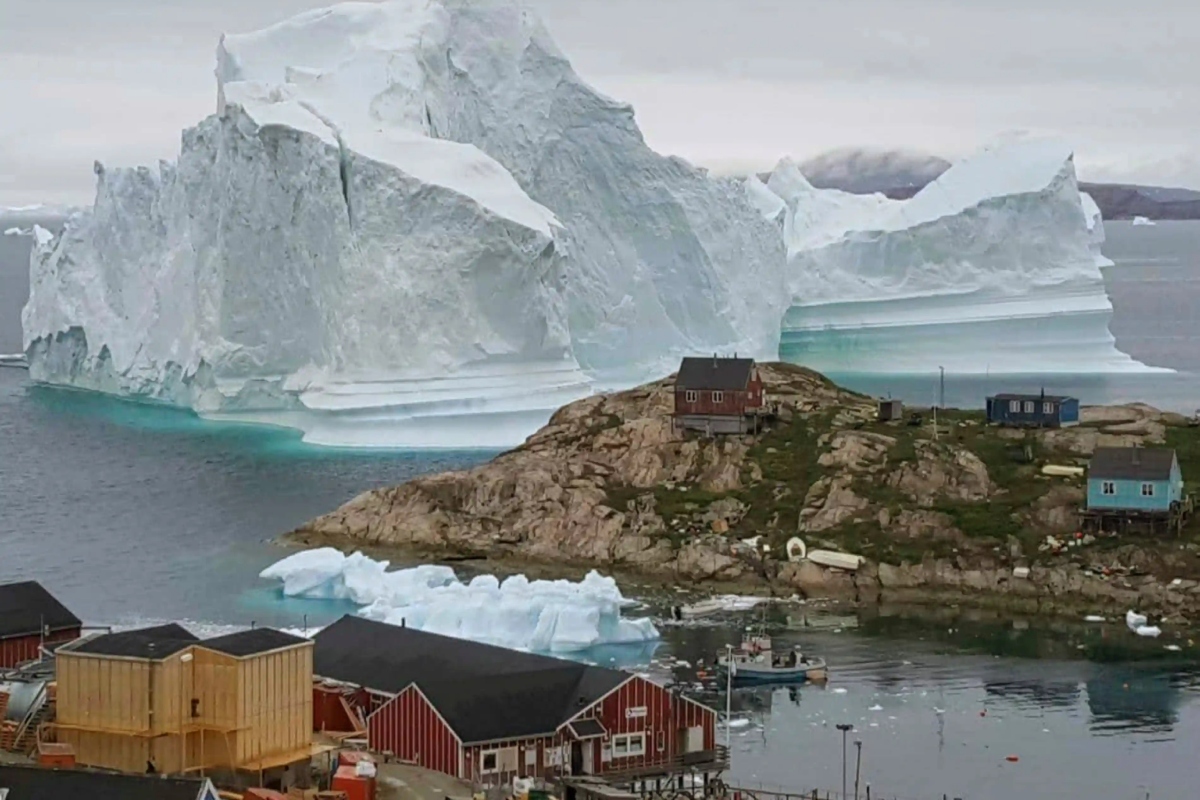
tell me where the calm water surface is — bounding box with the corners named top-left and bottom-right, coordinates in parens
top-left (2, 221), bottom-right (1199, 799)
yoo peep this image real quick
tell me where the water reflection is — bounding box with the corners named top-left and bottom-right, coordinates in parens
top-left (1086, 669), bottom-right (1181, 735)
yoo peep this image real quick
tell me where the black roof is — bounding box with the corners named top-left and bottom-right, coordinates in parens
top-left (313, 616), bottom-right (628, 743)
top-left (988, 393), bottom-right (1075, 403)
top-left (567, 718), bottom-right (607, 739)
top-left (200, 627), bottom-right (309, 657)
top-left (1089, 447), bottom-right (1177, 481)
top-left (71, 623), bottom-right (199, 659)
top-left (0, 765), bottom-right (209, 800)
top-left (0, 581), bottom-right (81, 640)
top-left (676, 357), bottom-right (755, 391)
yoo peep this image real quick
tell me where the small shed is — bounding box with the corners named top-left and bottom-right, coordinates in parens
top-left (986, 393), bottom-right (1079, 428)
top-left (0, 581), bottom-right (82, 669)
top-left (1086, 447), bottom-right (1182, 513)
top-left (54, 625), bottom-right (318, 779)
top-left (877, 399), bottom-right (903, 422)
top-left (673, 356), bottom-right (765, 435)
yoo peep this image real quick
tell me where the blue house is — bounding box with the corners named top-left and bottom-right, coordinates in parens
top-left (1086, 447), bottom-right (1183, 514)
top-left (986, 392), bottom-right (1079, 428)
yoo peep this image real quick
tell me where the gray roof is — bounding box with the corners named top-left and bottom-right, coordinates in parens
top-left (0, 581), bottom-right (81, 640)
top-left (70, 624), bottom-right (199, 659)
top-left (1089, 447), bottom-right (1176, 481)
top-left (988, 393), bottom-right (1076, 403)
top-left (200, 628), bottom-right (308, 658)
top-left (676, 357), bottom-right (755, 391)
top-left (0, 765), bottom-right (210, 800)
top-left (312, 616), bottom-right (628, 743)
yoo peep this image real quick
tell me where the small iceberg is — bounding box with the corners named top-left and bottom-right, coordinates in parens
top-left (1135, 625), bottom-right (1162, 638)
top-left (1132, 216), bottom-right (1156, 226)
top-left (1084, 615), bottom-right (1105, 623)
top-left (260, 548), bottom-right (659, 652)
top-left (1125, 610), bottom-right (1148, 630)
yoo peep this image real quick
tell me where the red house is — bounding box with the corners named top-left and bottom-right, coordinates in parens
top-left (0, 581), bottom-right (82, 669)
top-left (673, 356), bottom-right (765, 435)
top-left (312, 617), bottom-right (725, 789)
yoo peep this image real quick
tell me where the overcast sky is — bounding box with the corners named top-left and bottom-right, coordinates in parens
top-left (2, 0), bottom-right (1198, 206)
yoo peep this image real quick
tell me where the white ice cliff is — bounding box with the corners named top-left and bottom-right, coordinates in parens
top-left (22, 1), bottom-right (1152, 447)
top-left (757, 139), bottom-right (1159, 375)
top-left (22, 0), bottom-right (784, 447)
top-left (259, 548), bottom-right (659, 652)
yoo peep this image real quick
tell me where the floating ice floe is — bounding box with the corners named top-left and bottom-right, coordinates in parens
top-left (1084, 615), bottom-right (1106, 622)
top-left (1125, 610), bottom-right (1148, 629)
top-left (260, 548), bottom-right (659, 652)
top-left (1135, 625), bottom-right (1162, 638)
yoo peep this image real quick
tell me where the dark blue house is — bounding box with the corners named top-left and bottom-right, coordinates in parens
top-left (985, 392), bottom-right (1079, 428)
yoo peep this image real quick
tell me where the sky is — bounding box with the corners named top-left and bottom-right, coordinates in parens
top-left (2, 0), bottom-right (1198, 206)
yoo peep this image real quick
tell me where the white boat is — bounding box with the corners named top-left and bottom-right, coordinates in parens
top-left (715, 632), bottom-right (828, 684)
top-left (670, 595), bottom-right (763, 620)
top-left (806, 549), bottom-right (865, 572)
top-left (0, 353), bottom-right (28, 369)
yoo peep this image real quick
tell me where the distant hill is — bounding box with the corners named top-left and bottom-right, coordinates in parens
top-left (793, 148), bottom-right (1200, 220)
top-left (799, 148), bottom-right (951, 195)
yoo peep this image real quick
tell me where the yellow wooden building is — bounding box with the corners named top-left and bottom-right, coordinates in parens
top-left (53, 624), bottom-right (317, 777)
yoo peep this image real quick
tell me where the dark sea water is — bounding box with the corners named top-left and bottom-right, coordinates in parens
top-left (2, 220), bottom-right (1200, 799)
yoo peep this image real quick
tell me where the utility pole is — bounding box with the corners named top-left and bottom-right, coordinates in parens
top-left (725, 644), bottom-right (734, 747)
top-left (836, 724), bottom-right (853, 800)
top-left (939, 366), bottom-right (945, 409)
top-left (853, 740), bottom-right (863, 800)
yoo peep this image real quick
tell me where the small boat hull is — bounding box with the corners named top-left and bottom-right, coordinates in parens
top-left (717, 656), bottom-right (828, 685)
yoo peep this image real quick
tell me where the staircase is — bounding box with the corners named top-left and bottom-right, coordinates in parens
top-left (10, 684), bottom-right (50, 754)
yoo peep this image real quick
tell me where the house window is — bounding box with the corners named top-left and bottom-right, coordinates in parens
top-left (685, 390), bottom-right (698, 403)
top-left (612, 733), bottom-right (645, 758)
top-left (1023, 401), bottom-right (1035, 413)
top-left (712, 391), bottom-right (724, 404)
top-left (1043, 402), bottom-right (1054, 415)
top-left (525, 746), bottom-right (537, 767)
top-left (656, 730), bottom-right (665, 752)
top-left (1142, 483), bottom-right (1155, 497)
top-left (1009, 400), bottom-right (1020, 413)
top-left (481, 750), bottom-right (499, 773)
top-left (1102, 481), bottom-right (1116, 496)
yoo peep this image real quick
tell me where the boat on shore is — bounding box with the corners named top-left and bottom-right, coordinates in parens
top-left (715, 632), bottom-right (828, 684)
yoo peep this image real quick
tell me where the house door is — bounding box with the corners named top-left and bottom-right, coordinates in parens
top-left (581, 742), bottom-right (594, 775)
top-left (570, 741), bottom-right (583, 775)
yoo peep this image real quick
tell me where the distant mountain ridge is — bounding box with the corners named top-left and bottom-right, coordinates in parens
top-left (794, 148), bottom-right (1200, 221)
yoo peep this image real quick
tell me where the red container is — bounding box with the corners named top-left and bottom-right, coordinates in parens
top-left (332, 766), bottom-right (375, 800)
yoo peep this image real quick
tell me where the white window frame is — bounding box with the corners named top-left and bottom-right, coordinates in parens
top-left (1102, 481), bottom-right (1116, 496)
top-left (1142, 483), bottom-right (1155, 497)
top-left (1043, 401), bottom-right (1054, 415)
top-left (684, 390), bottom-right (698, 403)
top-left (1023, 401), bottom-right (1035, 413)
top-left (1009, 400), bottom-right (1020, 413)
top-left (525, 746), bottom-right (537, 767)
top-left (481, 749), bottom-right (499, 774)
top-left (712, 391), bottom-right (724, 404)
top-left (611, 733), bottom-right (645, 758)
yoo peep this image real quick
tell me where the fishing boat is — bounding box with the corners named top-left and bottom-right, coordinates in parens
top-left (715, 631), bottom-right (827, 684)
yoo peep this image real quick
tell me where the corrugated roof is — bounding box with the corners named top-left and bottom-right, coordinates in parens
top-left (1089, 447), bottom-right (1176, 481)
top-left (567, 718), bottom-right (607, 739)
top-left (313, 616), bottom-right (628, 743)
top-left (70, 624), bottom-right (199, 659)
top-left (675, 357), bottom-right (755, 391)
top-left (200, 628), bottom-right (309, 658)
top-left (0, 765), bottom-right (208, 800)
top-left (0, 581), bottom-right (81, 640)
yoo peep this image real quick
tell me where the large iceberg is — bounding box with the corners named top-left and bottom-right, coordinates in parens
top-left (22, 0), bottom-right (1152, 448)
top-left (22, 0), bottom-right (784, 446)
top-left (761, 139), bottom-right (1160, 375)
top-left (259, 548), bottom-right (659, 652)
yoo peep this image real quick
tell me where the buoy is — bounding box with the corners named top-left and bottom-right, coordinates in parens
top-left (979, 709), bottom-right (987, 717)
top-left (1005, 755), bottom-right (1019, 763)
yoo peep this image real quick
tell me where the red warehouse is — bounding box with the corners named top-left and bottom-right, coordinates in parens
top-left (312, 617), bottom-right (726, 789)
top-left (0, 581), bottom-right (82, 669)
top-left (673, 356), bottom-right (765, 435)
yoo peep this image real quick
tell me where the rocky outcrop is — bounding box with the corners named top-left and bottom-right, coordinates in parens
top-left (291, 364), bottom-right (1200, 614)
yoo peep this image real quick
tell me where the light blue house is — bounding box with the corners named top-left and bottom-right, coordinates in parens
top-left (1086, 446), bottom-right (1183, 513)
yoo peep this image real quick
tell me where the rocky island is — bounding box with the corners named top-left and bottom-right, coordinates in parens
top-left (289, 364), bottom-right (1200, 619)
